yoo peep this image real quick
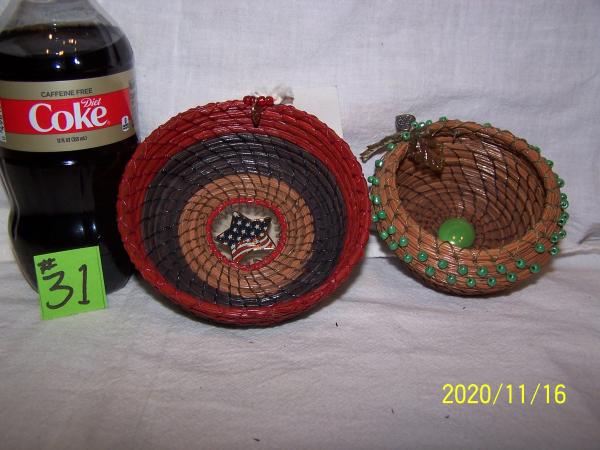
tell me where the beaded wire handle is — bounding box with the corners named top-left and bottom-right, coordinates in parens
top-left (360, 114), bottom-right (445, 173)
top-left (243, 95), bottom-right (275, 127)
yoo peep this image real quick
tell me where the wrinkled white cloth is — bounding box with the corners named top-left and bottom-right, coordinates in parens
top-left (0, 0), bottom-right (599, 449)
top-left (1, 256), bottom-right (599, 450)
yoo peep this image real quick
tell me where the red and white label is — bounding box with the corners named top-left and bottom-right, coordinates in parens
top-left (2, 89), bottom-right (131, 135)
top-left (0, 70), bottom-right (136, 152)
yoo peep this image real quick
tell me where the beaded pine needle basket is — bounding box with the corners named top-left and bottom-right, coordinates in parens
top-left (362, 116), bottom-right (569, 295)
top-left (118, 97), bottom-right (370, 326)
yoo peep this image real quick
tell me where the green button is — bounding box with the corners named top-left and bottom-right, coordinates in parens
top-left (496, 264), bottom-right (507, 274)
top-left (399, 236), bottom-right (409, 247)
top-left (403, 254), bottom-right (414, 264)
top-left (457, 265), bottom-right (469, 276)
top-left (477, 266), bottom-right (488, 277)
top-left (425, 266), bottom-right (435, 277)
top-left (417, 251), bottom-right (428, 262)
top-left (437, 260), bottom-right (449, 270)
top-left (466, 277), bottom-right (476, 288)
top-left (437, 218), bottom-right (475, 248)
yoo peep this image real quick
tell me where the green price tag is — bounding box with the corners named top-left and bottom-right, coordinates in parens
top-left (34, 246), bottom-right (107, 320)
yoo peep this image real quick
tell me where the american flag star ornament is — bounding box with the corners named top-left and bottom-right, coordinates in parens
top-left (216, 211), bottom-right (276, 263)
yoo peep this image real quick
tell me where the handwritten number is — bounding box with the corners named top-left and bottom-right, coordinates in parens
top-left (43, 264), bottom-right (90, 309)
top-left (44, 271), bottom-right (74, 310)
top-left (78, 264), bottom-right (89, 305)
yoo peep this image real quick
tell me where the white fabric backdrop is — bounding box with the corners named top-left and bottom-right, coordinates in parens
top-left (0, 1), bottom-right (599, 449)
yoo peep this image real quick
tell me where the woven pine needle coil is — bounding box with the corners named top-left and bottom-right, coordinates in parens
top-left (366, 117), bottom-right (569, 295)
top-left (117, 99), bottom-right (370, 326)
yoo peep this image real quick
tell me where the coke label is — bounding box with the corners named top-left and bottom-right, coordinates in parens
top-left (0, 69), bottom-right (135, 152)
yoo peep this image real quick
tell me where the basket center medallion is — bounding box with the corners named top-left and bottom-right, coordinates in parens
top-left (207, 199), bottom-right (286, 269)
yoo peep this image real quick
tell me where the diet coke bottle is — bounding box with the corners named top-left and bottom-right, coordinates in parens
top-left (0, 0), bottom-right (138, 292)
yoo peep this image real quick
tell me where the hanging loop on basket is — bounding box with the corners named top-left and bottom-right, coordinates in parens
top-left (243, 95), bottom-right (275, 127)
top-left (360, 114), bottom-right (445, 173)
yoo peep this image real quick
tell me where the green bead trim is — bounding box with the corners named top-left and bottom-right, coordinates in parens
top-left (403, 254), bottom-right (413, 264)
top-left (437, 259), bottom-right (449, 270)
top-left (487, 277), bottom-right (497, 287)
top-left (377, 210), bottom-right (387, 219)
top-left (483, 122), bottom-right (491, 127)
top-left (534, 243), bottom-right (546, 254)
top-left (425, 266), bottom-right (435, 277)
top-left (371, 214), bottom-right (379, 223)
top-left (375, 159), bottom-right (384, 168)
top-left (417, 251), bottom-right (428, 262)
top-left (401, 131), bottom-right (411, 141)
top-left (550, 246), bottom-right (559, 256)
top-left (439, 116), bottom-right (448, 122)
top-left (457, 265), bottom-right (469, 276)
top-left (529, 145), bottom-right (541, 152)
top-left (530, 263), bottom-right (541, 274)
top-left (496, 263), bottom-right (507, 274)
top-left (410, 121), bottom-right (418, 129)
top-left (399, 236), bottom-right (409, 247)
top-left (372, 195), bottom-right (381, 206)
top-left (476, 266), bottom-right (488, 277)
top-left (550, 232), bottom-right (560, 244)
top-left (425, 119), bottom-right (433, 126)
top-left (557, 218), bottom-right (567, 227)
top-left (545, 158), bottom-right (554, 168)
top-left (466, 277), bottom-right (476, 288)
top-left (418, 121), bottom-right (426, 129)
top-left (557, 178), bottom-right (565, 188)
top-left (558, 230), bottom-right (567, 240)
top-left (560, 211), bottom-right (569, 222)
top-left (386, 143), bottom-right (397, 151)
top-left (387, 225), bottom-right (397, 234)
top-left (379, 231), bottom-right (389, 240)
top-left (560, 200), bottom-right (569, 209)
top-left (447, 274), bottom-right (457, 285)
top-left (506, 272), bottom-right (517, 283)
top-left (516, 259), bottom-right (527, 269)
top-left (560, 193), bottom-right (568, 202)
top-left (388, 241), bottom-right (399, 251)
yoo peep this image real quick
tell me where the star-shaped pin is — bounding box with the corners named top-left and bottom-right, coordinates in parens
top-left (215, 211), bottom-right (276, 263)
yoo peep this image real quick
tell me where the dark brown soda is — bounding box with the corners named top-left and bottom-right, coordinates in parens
top-left (0, 24), bottom-right (137, 293)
